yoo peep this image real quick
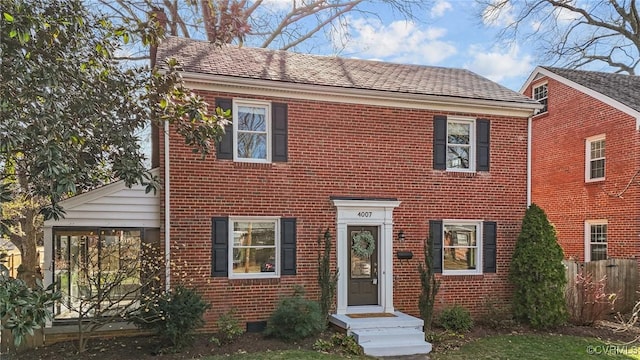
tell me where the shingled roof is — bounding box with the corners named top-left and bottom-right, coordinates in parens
top-left (157, 36), bottom-right (539, 107)
top-left (541, 67), bottom-right (640, 113)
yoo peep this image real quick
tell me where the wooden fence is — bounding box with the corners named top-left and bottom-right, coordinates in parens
top-left (564, 259), bottom-right (638, 314)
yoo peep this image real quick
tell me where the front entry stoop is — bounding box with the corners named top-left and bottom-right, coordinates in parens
top-left (329, 312), bottom-right (432, 357)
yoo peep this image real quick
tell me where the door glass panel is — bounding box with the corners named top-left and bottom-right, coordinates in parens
top-left (350, 230), bottom-right (373, 279)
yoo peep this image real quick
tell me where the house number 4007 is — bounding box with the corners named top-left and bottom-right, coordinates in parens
top-left (357, 211), bottom-right (372, 218)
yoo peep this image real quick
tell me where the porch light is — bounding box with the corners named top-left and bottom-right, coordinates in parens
top-left (397, 230), bottom-right (406, 242)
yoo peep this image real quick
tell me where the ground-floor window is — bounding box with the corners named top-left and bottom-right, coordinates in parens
top-left (442, 221), bottom-right (482, 275)
top-left (53, 227), bottom-right (159, 320)
top-left (585, 220), bottom-right (607, 261)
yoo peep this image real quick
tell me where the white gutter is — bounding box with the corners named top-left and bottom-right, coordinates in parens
top-left (527, 116), bottom-right (532, 207)
top-left (164, 120), bottom-right (171, 291)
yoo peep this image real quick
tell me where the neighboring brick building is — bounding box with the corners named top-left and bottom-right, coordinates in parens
top-left (154, 36), bottom-right (541, 330)
top-left (522, 67), bottom-right (640, 262)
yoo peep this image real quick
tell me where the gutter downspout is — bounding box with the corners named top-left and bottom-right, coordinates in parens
top-left (164, 120), bottom-right (171, 291)
top-left (527, 116), bottom-right (532, 207)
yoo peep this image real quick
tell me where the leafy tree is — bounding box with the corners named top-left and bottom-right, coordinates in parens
top-left (0, 0), bottom-right (228, 286)
top-left (510, 203), bottom-right (567, 329)
top-left (89, 0), bottom-right (428, 58)
top-left (0, 276), bottom-right (60, 349)
top-left (479, 0), bottom-right (640, 74)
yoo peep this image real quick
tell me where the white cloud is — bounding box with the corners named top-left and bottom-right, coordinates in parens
top-left (481, 0), bottom-right (515, 27)
top-left (260, 0), bottom-right (291, 11)
top-left (464, 44), bottom-right (533, 86)
top-left (341, 18), bottom-right (457, 65)
top-left (431, 0), bottom-right (453, 18)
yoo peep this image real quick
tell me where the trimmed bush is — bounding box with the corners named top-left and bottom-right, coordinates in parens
top-left (510, 204), bottom-right (568, 329)
top-left (130, 285), bottom-right (210, 350)
top-left (438, 305), bottom-right (473, 333)
top-left (264, 288), bottom-right (324, 341)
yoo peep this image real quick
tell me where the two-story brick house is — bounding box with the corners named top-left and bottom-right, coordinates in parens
top-left (522, 66), bottom-right (640, 262)
top-left (155, 36), bottom-right (540, 325)
top-left (44, 37), bottom-right (541, 355)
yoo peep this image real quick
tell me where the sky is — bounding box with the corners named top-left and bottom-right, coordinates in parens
top-left (308, 0), bottom-right (536, 92)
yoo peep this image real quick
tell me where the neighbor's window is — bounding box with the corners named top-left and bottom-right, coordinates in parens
top-left (586, 135), bottom-right (606, 182)
top-left (233, 100), bottom-right (271, 162)
top-left (446, 118), bottom-right (475, 171)
top-left (443, 221), bottom-right (482, 275)
top-left (533, 83), bottom-right (548, 113)
top-left (585, 220), bottom-right (607, 261)
top-left (230, 218), bottom-right (279, 278)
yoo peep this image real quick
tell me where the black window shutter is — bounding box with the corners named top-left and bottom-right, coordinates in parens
top-left (433, 115), bottom-right (447, 170)
top-left (211, 217), bottom-right (229, 277)
top-left (483, 221), bottom-right (497, 273)
top-left (280, 218), bottom-right (296, 275)
top-left (216, 98), bottom-right (233, 160)
top-left (476, 119), bottom-right (490, 171)
top-left (272, 103), bottom-right (288, 162)
top-left (429, 220), bottom-right (443, 273)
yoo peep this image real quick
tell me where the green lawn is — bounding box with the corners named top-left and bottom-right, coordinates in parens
top-left (431, 334), bottom-right (640, 360)
top-left (202, 334), bottom-right (640, 360)
top-left (203, 350), bottom-right (369, 359)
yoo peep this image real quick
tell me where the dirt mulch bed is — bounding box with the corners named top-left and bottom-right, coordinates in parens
top-left (9, 321), bottom-right (640, 360)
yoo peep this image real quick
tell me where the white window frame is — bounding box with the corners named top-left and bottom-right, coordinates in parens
top-left (584, 219), bottom-right (607, 262)
top-left (228, 216), bottom-right (280, 279)
top-left (233, 99), bottom-right (272, 163)
top-left (585, 134), bottom-right (606, 182)
top-left (442, 220), bottom-right (483, 276)
top-left (533, 82), bottom-right (548, 114)
top-left (446, 117), bottom-right (476, 172)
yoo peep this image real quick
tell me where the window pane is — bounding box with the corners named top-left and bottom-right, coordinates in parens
top-left (447, 146), bottom-right (470, 169)
top-left (590, 224), bottom-right (607, 243)
top-left (237, 133), bottom-right (267, 159)
top-left (447, 123), bottom-right (470, 144)
top-left (237, 106), bottom-right (266, 131)
top-left (234, 222), bottom-right (276, 246)
top-left (590, 159), bottom-right (605, 179)
top-left (590, 244), bottom-right (607, 261)
top-left (590, 140), bottom-right (605, 159)
top-left (443, 247), bottom-right (477, 270)
top-left (232, 247), bottom-right (276, 274)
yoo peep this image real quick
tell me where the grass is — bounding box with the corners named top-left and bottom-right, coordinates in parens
top-left (203, 350), bottom-right (369, 359)
top-left (201, 334), bottom-right (640, 360)
top-left (430, 334), bottom-right (640, 360)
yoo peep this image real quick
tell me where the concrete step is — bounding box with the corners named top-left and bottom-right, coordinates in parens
top-left (353, 327), bottom-right (426, 344)
top-left (363, 341), bottom-right (432, 357)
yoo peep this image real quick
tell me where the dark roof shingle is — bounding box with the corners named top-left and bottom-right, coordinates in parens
top-left (157, 36), bottom-right (538, 106)
top-left (542, 67), bottom-right (640, 113)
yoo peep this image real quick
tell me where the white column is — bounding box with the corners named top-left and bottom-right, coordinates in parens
top-left (382, 208), bottom-right (395, 313)
top-left (336, 222), bottom-right (348, 314)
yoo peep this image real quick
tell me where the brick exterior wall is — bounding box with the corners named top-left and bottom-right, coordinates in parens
top-left (158, 90), bottom-right (530, 331)
top-left (527, 77), bottom-right (640, 262)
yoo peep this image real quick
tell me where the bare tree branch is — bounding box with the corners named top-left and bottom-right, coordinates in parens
top-left (476, 0), bottom-right (640, 74)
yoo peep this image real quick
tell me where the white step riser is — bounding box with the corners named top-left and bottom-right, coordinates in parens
top-left (355, 332), bottom-right (425, 344)
top-left (363, 343), bottom-right (433, 357)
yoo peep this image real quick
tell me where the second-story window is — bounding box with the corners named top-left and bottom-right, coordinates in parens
top-left (234, 101), bottom-right (271, 162)
top-left (446, 118), bottom-right (475, 171)
top-left (585, 135), bottom-right (605, 182)
top-left (533, 83), bottom-right (548, 113)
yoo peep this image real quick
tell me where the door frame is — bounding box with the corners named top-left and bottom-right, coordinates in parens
top-left (331, 198), bottom-right (400, 314)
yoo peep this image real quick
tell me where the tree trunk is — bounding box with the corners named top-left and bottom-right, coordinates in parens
top-left (17, 208), bottom-right (41, 288)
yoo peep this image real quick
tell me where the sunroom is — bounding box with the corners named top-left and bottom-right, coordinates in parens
top-left (42, 169), bottom-right (160, 322)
